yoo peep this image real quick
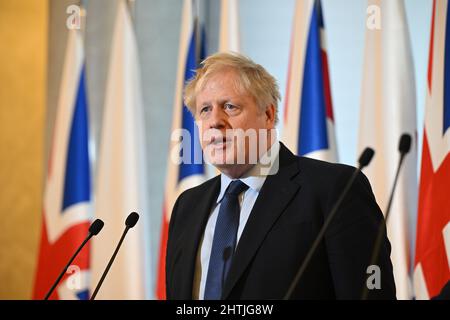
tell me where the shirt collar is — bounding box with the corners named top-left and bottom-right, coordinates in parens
top-left (216, 140), bottom-right (280, 203)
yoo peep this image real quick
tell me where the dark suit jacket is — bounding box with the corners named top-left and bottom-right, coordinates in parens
top-left (166, 143), bottom-right (396, 299)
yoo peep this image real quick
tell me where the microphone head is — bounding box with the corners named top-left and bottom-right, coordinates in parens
top-left (89, 219), bottom-right (104, 236)
top-left (125, 212), bottom-right (139, 228)
top-left (358, 147), bottom-right (375, 168)
top-left (399, 133), bottom-right (412, 154)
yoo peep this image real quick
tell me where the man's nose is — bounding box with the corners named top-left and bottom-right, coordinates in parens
top-left (208, 106), bottom-right (227, 129)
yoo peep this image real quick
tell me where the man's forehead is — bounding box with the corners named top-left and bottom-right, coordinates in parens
top-left (196, 88), bottom-right (252, 107)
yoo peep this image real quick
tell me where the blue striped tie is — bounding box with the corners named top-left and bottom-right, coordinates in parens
top-left (204, 180), bottom-right (249, 300)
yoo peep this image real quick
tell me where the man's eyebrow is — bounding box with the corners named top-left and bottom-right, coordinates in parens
top-left (200, 97), bottom-right (240, 106)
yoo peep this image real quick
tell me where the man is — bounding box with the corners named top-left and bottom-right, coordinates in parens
top-left (166, 52), bottom-right (396, 299)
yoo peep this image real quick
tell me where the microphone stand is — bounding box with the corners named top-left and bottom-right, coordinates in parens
top-left (44, 233), bottom-right (93, 300)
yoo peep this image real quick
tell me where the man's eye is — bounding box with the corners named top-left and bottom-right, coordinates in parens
top-left (200, 106), bottom-right (210, 114)
top-left (224, 103), bottom-right (237, 110)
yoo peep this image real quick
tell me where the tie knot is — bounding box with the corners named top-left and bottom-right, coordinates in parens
top-left (225, 180), bottom-right (249, 196)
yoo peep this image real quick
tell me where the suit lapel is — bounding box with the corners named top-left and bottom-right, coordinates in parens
top-left (173, 176), bottom-right (220, 299)
top-left (222, 144), bottom-right (302, 299)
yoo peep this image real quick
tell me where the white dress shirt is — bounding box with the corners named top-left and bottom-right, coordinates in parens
top-left (192, 141), bottom-right (280, 299)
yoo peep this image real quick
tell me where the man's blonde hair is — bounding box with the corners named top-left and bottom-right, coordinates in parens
top-left (184, 51), bottom-right (281, 124)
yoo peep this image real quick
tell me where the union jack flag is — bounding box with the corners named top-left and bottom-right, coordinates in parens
top-left (414, 0), bottom-right (450, 299)
top-left (33, 30), bottom-right (91, 300)
top-left (282, 0), bottom-right (338, 162)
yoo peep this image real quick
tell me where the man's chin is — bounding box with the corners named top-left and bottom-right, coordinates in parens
top-left (204, 151), bottom-right (252, 167)
top-left (205, 156), bottom-right (236, 167)
top-left (210, 161), bottom-right (254, 178)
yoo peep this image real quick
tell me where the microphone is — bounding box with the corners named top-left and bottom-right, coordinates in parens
top-left (361, 133), bottom-right (412, 300)
top-left (384, 133), bottom-right (411, 222)
top-left (90, 212), bottom-right (139, 300)
top-left (284, 148), bottom-right (375, 300)
top-left (44, 219), bottom-right (104, 300)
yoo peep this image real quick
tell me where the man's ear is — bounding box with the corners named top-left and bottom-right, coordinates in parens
top-left (265, 104), bottom-right (276, 126)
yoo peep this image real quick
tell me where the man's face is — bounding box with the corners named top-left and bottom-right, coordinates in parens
top-left (195, 68), bottom-right (275, 174)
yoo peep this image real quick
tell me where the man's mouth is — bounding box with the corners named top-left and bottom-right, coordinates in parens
top-left (209, 136), bottom-right (232, 148)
